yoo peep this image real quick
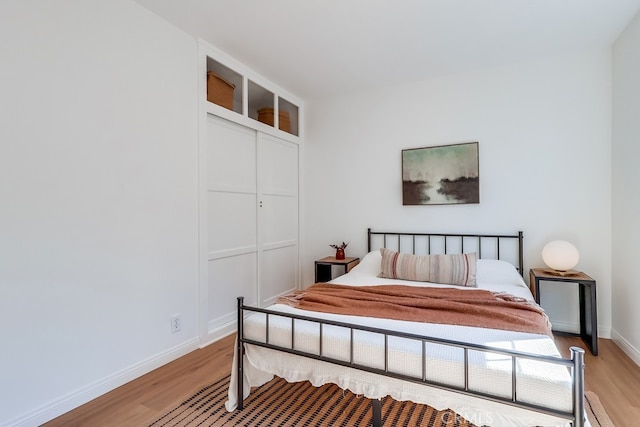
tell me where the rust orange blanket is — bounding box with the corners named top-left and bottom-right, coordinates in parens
top-left (276, 283), bottom-right (552, 336)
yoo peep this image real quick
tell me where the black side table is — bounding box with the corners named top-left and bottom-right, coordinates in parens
top-left (315, 256), bottom-right (360, 283)
top-left (529, 268), bottom-right (598, 355)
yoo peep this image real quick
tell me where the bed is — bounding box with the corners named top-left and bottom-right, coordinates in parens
top-left (226, 230), bottom-right (586, 427)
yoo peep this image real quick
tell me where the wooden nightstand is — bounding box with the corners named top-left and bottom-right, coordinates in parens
top-left (315, 256), bottom-right (360, 283)
top-left (529, 268), bottom-right (598, 355)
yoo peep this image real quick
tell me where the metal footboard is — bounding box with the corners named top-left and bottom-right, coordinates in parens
top-left (236, 297), bottom-right (585, 426)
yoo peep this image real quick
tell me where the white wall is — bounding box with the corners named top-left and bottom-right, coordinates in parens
top-left (0, 2), bottom-right (627, 424)
top-left (612, 10), bottom-right (640, 365)
top-left (303, 50), bottom-right (612, 339)
top-left (0, 1), bottom-right (199, 425)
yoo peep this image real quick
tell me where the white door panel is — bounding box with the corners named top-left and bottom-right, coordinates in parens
top-left (207, 192), bottom-right (257, 254)
top-left (208, 254), bottom-right (257, 328)
top-left (259, 133), bottom-right (298, 196)
top-left (261, 195), bottom-right (298, 246)
top-left (207, 115), bottom-right (256, 192)
top-left (260, 245), bottom-right (298, 306)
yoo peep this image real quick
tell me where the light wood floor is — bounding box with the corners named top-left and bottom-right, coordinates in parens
top-left (44, 335), bottom-right (639, 426)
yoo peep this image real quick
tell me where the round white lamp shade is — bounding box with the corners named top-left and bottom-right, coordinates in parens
top-left (542, 240), bottom-right (579, 271)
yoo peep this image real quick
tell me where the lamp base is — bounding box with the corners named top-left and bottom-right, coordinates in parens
top-left (543, 268), bottom-right (580, 277)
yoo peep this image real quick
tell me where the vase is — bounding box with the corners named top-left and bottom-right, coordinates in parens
top-left (335, 248), bottom-right (345, 260)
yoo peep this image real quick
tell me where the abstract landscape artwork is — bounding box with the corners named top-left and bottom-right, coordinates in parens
top-left (402, 142), bottom-right (479, 205)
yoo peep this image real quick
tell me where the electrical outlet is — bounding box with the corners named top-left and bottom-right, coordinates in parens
top-left (170, 314), bottom-right (181, 333)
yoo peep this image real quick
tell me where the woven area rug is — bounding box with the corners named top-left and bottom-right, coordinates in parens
top-left (149, 375), bottom-right (479, 426)
top-left (585, 391), bottom-right (615, 427)
top-left (149, 375), bottom-right (615, 426)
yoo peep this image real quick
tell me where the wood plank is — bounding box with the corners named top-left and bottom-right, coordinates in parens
top-left (45, 334), bottom-right (639, 426)
top-left (555, 335), bottom-right (640, 425)
top-left (44, 334), bottom-right (235, 427)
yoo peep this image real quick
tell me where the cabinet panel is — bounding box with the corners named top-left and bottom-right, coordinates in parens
top-left (207, 192), bottom-right (256, 255)
top-left (208, 253), bottom-right (257, 329)
top-left (207, 115), bottom-right (256, 192)
top-left (261, 195), bottom-right (298, 246)
top-left (260, 245), bottom-right (298, 306)
top-left (259, 134), bottom-right (298, 196)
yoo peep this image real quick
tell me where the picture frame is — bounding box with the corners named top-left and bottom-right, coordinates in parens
top-left (402, 141), bottom-right (479, 205)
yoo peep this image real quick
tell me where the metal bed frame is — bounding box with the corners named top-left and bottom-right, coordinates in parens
top-left (367, 228), bottom-right (524, 276)
top-left (235, 229), bottom-right (586, 426)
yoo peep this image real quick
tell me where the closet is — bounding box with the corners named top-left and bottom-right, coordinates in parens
top-left (199, 41), bottom-right (302, 343)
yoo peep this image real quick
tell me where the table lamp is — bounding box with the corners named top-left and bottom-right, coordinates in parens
top-left (541, 240), bottom-right (579, 276)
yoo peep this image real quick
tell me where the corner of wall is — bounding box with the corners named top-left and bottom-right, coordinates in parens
top-left (610, 328), bottom-right (640, 367)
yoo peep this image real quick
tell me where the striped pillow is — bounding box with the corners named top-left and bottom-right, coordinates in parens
top-left (380, 248), bottom-right (477, 287)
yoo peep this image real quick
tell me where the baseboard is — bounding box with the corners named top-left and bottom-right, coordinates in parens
top-left (550, 320), bottom-right (580, 335)
top-left (611, 328), bottom-right (640, 367)
top-left (4, 338), bottom-right (200, 427)
top-left (203, 320), bottom-right (236, 347)
top-left (550, 320), bottom-right (612, 339)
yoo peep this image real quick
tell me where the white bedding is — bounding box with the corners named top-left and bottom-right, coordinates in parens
top-left (226, 252), bottom-right (585, 427)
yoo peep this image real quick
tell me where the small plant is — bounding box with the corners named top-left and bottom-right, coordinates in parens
top-left (329, 241), bottom-right (349, 250)
top-left (330, 241), bottom-right (349, 260)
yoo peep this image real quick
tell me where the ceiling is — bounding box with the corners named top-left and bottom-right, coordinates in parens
top-left (134, 0), bottom-right (640, 101)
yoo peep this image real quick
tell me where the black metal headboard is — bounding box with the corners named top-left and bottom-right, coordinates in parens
top-left (367, 228), bottom-right (524, 276)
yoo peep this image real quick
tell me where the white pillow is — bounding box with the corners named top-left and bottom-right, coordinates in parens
top-left (476, 259), bottom-right (526, 287)
top-left (349, 250), bottom-right (382, 275)
top-left (353, 252), bottom-right (525, 288)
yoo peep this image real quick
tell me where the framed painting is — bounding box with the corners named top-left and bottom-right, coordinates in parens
top-left (402, 142), bottom-right (479, 205)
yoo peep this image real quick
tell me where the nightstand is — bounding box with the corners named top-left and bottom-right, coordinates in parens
top-left (529, 268), bottom-right (598, 355)
top-left (315, 256), bottom-right (360, 283)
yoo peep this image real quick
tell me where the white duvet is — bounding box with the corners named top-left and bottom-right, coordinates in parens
top-left (225, 252), bottom-right (586, 427)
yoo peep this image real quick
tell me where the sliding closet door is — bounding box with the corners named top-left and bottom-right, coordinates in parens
top-left (206, 115), bottom-right (257, 334)
top-left (203, 115), bottom-right (299, 339)
top-left (257, 133), bottom-right (299, 306)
